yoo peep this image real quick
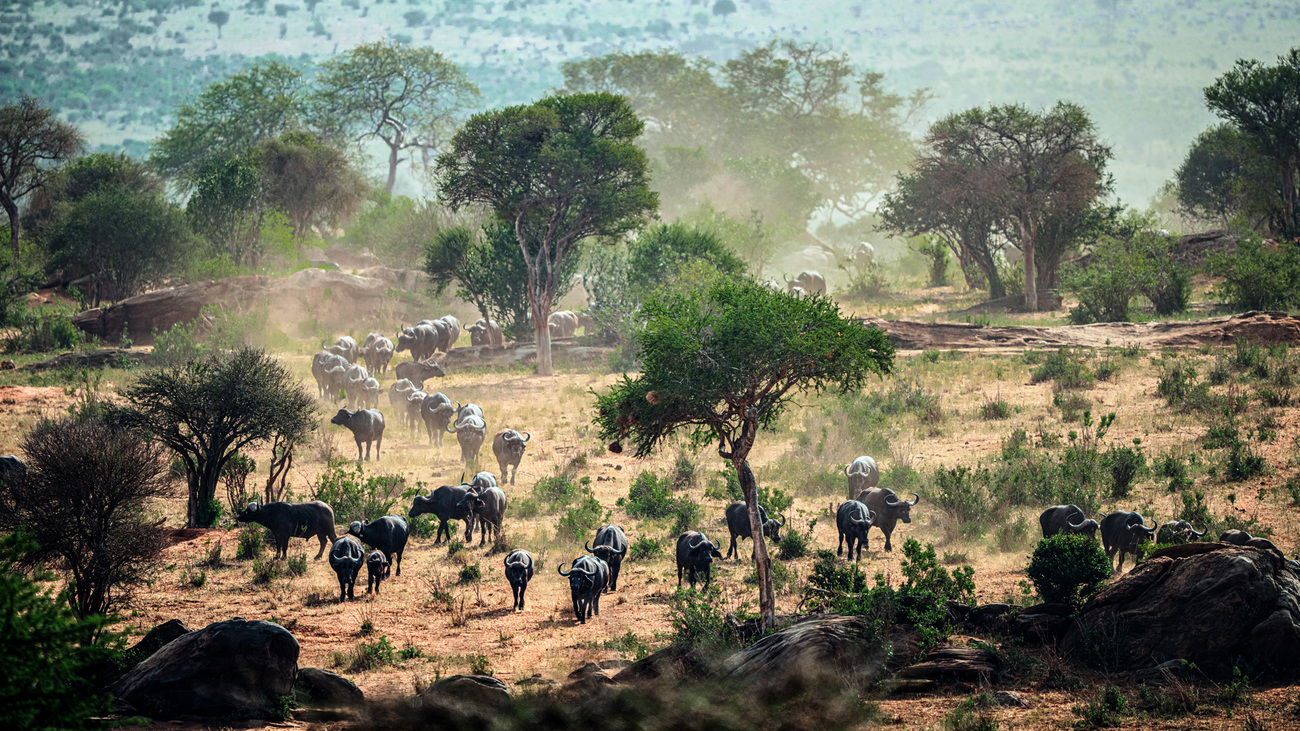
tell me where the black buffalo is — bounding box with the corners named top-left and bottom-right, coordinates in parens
top-left (1100, 510), bottom-right (1157, 572)
top-left (836, 500), bottom-right (877, 561)
top-left (408, 484), bottom-right (473, 544)
top-left (1156, 520), bottom-right (1206, 545)
top-left (1039, 504), bottom-right (1100, 540)
top-left (857, 488), bottom-right (919, 553)
top-left (457, 485), bottom-right (506, 545)
top-left (366, 549), bottom-right (389, 594)
top-left (586, 524), bottom-right (628, 592)
top-left (235, 500), bottom-right (337, 559)
top-left (328, 535), bottom-right (364, 603)
top-left (558, 555), bottom-right (609, 624)
top-left (722, 501), bottom-right (784, 560)
top-left (503, 549), bottom-right (534, 611)
top-left (675, 531), bottom-right (723, 591)
top-left (348, 516), bottom-right (409, 577)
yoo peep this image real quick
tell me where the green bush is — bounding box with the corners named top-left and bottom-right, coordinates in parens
top-left (349, 635), bottom-right (396, 672)
top-left (457, 563), bottom-right (481, 585)
top-left (285, 553), bottom-right (307, 577)
top-left (556, 495), bottom-right (604, 544)
top-left (1156, 453), bottom-right (1193, 492)
top-left (1075, 686), bottom-right (1128, 728)
top-left (1026, 535), bottom-right (1112, 607)
top-left (1067, 263), bottom-right (1135, 324)
top-left (1030, 348), bottom-right (1093, 389)
top-left (629, 536), bottom-right (663, 560)
top-left (3, 309), bottom-right (85, 354)
top-left (1209, 234), bottom-right (1300, 311)
top-left (0, 532), bottom-right (117, 729)
top-left (236, 525), bottom-right (266, 560)
top-left (251, 555), bottom-right (281, 584)
top-left (311, 461), bottom-right (405, 523)
top-left (622, 471), bottom-right (677, 519)
top-left (994, 516), bottom-right (1031, 552)
top-left (667, 587), bottom-right (741, 650)
top-left (931, 466), bottom-right (990, 536)
top-left (527, 470), bottom-right (587, 513)
top-left (1105, 444), bottom-right (1146, 498)
top-left (776, 529), bottom-right (809, 560)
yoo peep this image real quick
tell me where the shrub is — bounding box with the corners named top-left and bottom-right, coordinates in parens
top-left (457, 563), bottom-right (481, 585)
top-left (629, 536), bottom-right (663, 560)
top-left (555, 496), bottom-right (604, 543)
top-left (1156, 359), bottom-right (1199, 408)
top-left (994, 517), bottom-right (1030, 552)
top-left (1105, 444), bottom-right (1146, 498)
top-left (469, 653), bottom-right (493, 676)
top-left (312, 461), bottom-right (406, 524)
top-left (1225, 440), bottom-right (1267, 481)
top-left (236, 525), bottom-right (266, 559)
top-left (1030, 348), bottom-right (1093, 389)
top-left (1075, 686), bottom-right (1128, 728)
top-left (980, 394), bottom-right (1012, 420)
top-left (623, 471), bottom-right (676, 519)
top-left (251, 555), bottom-right (281, 584)
top-left (1067, 262), bottom-right (1135, 324)
top-left (668, 587), bottom-right (740, 650)
top-left (1026, 535), bottom-right (1112, 608)
top-left (0, 532), bottom-right (117, 729)
top-left (526, 470), bottom-right (587, 514)
top-left (285, 553), bottom-right (308, 577)
top-left (349, 635), bottom-right (396, 672)
top-left (776, 529), bottom-right (809, 560)
top-left (1156, 453), bottom-right (1193, 492)
top-left (1209, 234), bottom-right (1300, 312)
top-left (931, 466), bottom-right (989, 536)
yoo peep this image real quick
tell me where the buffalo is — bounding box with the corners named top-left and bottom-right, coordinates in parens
top-left (586, 524), bottom-right (628, 591)
top-left (387, 379), bottom-right (417, 427)
top-left (492, 429), bottom-right (531, 485)
top-left (784, 270), bottom-right (826, 297)
top-left (857, 488), bottom-right (919, 552)
top-left (1156, 520), bottom-right (1206, 545)
top-left (330, 408), bottom-right (384, 462)
top-left (457, 486), bottom-right (507, 545)
top-left (361, 333), bottom-right (395, 375)
top-left (421, 393), bottom-right (456, 446)
top-left (328, 336), bottom-right (359, 365)
top-left (1221, 529), bottom-right (1284, 556)
top-left (1100, 510), bottom-right (1157, 572)
top-left (328, 535), bottom-right (364, 603)
top-left (676, 531), bottom-right (723, 591)
top-left (448, 413), bottom-right (488, 467)
top-left (548, 310), bottom-right (579, 339)
top-left (558, 555), bottom-right (609, 624)
top-left (366, 549), bottom-right (389, 595)
top-left (235, 500), bottom-right (337, 559)
top-left (408, 484), bottom-right (473, 544)
top-left (394, 359), bottom-right (446, 388)
top-left (311, 352), bottom-right (348, 399)
top-left (348, 516), bottom-right (409, 577)
top-left (396, 324), bottom-right (439, 362)
top-left (845, 456), bottom-right (880, 495)
top-left (504, 549), bottom-right (534, 610)
top-left (1039, 504), bottom-right (1100, 540)
top-left (360, 377), bottom-right (382, 410)
top-left (468, 318), bottom-right (505, 347)
top-left (722, 501), bottom-right (784, 561)
top-left (836, 500), bottom-right (877, 561)
top-left (405, 391), bottom-right (429, 437)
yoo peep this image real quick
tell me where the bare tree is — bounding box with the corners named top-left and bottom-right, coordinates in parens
top-left (0, 96), bottom-right (83, 261)
top-left (0, 417), bottom-right (172, 619)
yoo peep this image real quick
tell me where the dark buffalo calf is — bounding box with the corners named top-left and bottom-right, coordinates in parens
top-left (348, 516), bottom-right (409, 577)
top-left (504, 549), bottom-right (534, 611)
top-left (366, 550), bottom-right (389, 595)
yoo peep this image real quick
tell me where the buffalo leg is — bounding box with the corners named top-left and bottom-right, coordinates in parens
top-left (677, 566), bottom-right (683, 587)
top-left (593, 591), bottom-right (601, 617)
top-left (837, 531), bottom-right (845, 556)
top-left (355, 439), bottom-right (364, 462)
top-left (315, 534), bottom-right (328, 560)
top-left (573, 596), bottom-right (583, 623)
top-left (375, 434), bottom-right (381, 461)
top-left (727, 534), bottom-right (737, 560)
top-left (394, 547), bottom-right (403, 576)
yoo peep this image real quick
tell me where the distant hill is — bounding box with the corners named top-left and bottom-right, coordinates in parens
top-left (3, 0), bottom-right (1299, 203)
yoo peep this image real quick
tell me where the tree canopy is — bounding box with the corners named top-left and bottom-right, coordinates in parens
top-left (312, 40), bottom-right (480, 193)
top-left (437, 92), bottom-right (658, 375)
top-left (111, 348), bottom-right (316, 528)
top-left (593, 276), bottom-right (894, 629)
top-left (1173, 124), bottom-right (1281, 230)
top-left (1203, 47), bottom-right (1300, 237)
top-left (0, 96), bottom-right (83, 260)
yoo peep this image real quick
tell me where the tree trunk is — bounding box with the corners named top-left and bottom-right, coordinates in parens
top-left (186, 470), bottom-right (200, 528)
top-left (385, 143), bottom-right (399, 194)
top-left (1020, 218), bottom-right (1037, 312)
top-left (188, 459), bottom-right (223, 528)
top-left (534, 311), bottom-right (553, 376)
top-left (735, 458), bottom-right (776, 631)
top-left (1281, 161), bottom-right (1298, 237)
top-left (1, 197), bottom-right (19, 261)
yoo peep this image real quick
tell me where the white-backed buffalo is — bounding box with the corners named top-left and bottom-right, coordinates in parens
top-left (330, 408), bottom-right (384, 462)
top-left (360, 377), bottom-right (382, 410)
top-left (586, 524), bottom-right (628, 591)
top-left (836, 500), bottom-right (877, 561)
top-left (856, 242), bottom-right (875, 270)
top-left (312, 352), bottom-right (349, 399)
top-left (857, 488), bottom-right (919, 552)
top-left (421, 393), bottom-right (456, 446)
top-left (492, 429), bottom-right (530, 485)
top-left (0, 454), bottom-right (27, 483)
top-left (1039, 504), bottom-right (1100, 540)
top-left (468, 318), bottom-right (504, 346)
top-left (361, 333), bottom-right (395, 374)
top-left (408, 484), bottom-right (473, 544)
top-left (504, 549), bottom-right (534, 611)
top-left (1100, 510), bottom-right (1157, 572)
top-left (845, 456), bottom-right (879, 495)
top-left (448, 413), bottom-right (487, 467)
top-left (328, 336), bottom-right (359, 364)
top-left (348, 516), bottom-right (409, 577)
top-left (328, 535), bottom-right (364, 603)
top-left (723, 501), bottom-right (784, 560)
top-left (236, 500), bottom-right (338, 559)
top-left (343, 363), bottom-right (370, 409)
top-left (783, 270), bottom-right (826, 297)
top-left (394, 359), bottom-right (446, 387)
top-left (676, 531), bottom-right (723, 590)
top-left (548, 310), bottom-right (579, 339)
top-left (366, 550), bottom-right (389, 595)
top-left (457, 486), bottom-right (506, 545)
top-left (438, 315), bottom-right (461, 351)
top-left (1156, 520), bottom-right (1206, 545)
top-left (388, 379), bottom-right (417, 426)
top-left (558, 555), bottom-right (609, 624)
top-left (405, 391), bottom-right (429, 436)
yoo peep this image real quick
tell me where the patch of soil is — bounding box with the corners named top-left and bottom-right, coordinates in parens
top-left (0, 384), bottom-right (66, 406)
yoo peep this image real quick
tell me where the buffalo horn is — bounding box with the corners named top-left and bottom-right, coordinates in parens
top-left (907, 492), bottom-right (920, 506)
top-left (557, 562), bottom-right (571, 576)
top-left (584, 541), bottom-right (595, 553)
top-left (522, 431), bottom-right (531, 442)
top-left (776, 513), bottom-right (786, 527)
top-left (689, 534), bottom-right (705, 550)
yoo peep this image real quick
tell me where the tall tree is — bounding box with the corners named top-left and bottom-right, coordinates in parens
top-left (260, 131), bottom-right (368, 238)
top-left (1173, 124), bottom-right (1281, 230)
top-left (1203, 47), bottom-right (1300, 236)
top-left (593, 277), bottom-right (894, 630)
top-left (186, 151), bottom-right (267, 268)
top-left (926, 103), bottom-right (1111, 310)
top-left (152, 60), bottom-right (305, 188)
top-left (0, 96), bottom-right (83, 261)
top-left (111, 348), bottom-right (317, 528)
top-left (437, 93), bottom-right (658, 376)
top-left (312, 40), bottom-right (480, 193)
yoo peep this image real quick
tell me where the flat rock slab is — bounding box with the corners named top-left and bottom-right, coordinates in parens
top-left (894, 645), bottom-right (997, 682)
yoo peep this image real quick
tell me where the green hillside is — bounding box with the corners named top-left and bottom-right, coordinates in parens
top-left (3, 0), bottom-right (1299, 203)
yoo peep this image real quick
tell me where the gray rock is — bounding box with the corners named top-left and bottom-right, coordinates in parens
top-left (294, 667), bottom-right (364, 709)
top-left (108, 618), bottom-right (299, 720)
top-left (724, 615), bottom-right (892, 692)
top-left (421, 674), bottom-right (510, 704)
top-left (994, 690), bottom-right (1029, 707)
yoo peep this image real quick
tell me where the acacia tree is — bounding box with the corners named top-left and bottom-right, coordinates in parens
top-left (313, 40), bottom-right (480, 193)
top-left (260, 131), bottom-right (368, 237)
top-left (437, 93), bottom-right (658, 376)
top-left (111, 348), bottom-right (316, 528)
top-left (927, 103), bottom-right (1111, 310)
top-left (593, 277), bottom-right (894, 630)
top-left (0, 96), bottom-right (83, 260)
top-left (1174, 124), bottom-right (1281, 230)
top-left (0, 417), bottom-right (172, 619)
top-left (1204, 47), bottom-right (1300, 236)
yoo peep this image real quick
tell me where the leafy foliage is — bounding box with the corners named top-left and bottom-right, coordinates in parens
top-left (1209, 233), bottom-right (1300, 311)
top-left (0, 95), bottom-right (83, 260)
top-left (1026, 535), bottom-right (1112, 608)
top-left (311, 461), bottom-right (406, 524)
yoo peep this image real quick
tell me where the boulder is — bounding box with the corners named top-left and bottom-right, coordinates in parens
top-left (724, 615), bottom-right (892, 692)
top-left (893, 645), bottom-right (996, 682)
top-left (613, 645), bottom-right (715, 685)
top-left (1060, 543), bottom-right (1300, 676)
top-left (107, 618), bottom-right (299, 720)
top-left (294, 667), bottom-right (364, 709)
top-left (326, 246), bottom-right (382, 271)
top-left (420, 674), bottom-right (510, 705)
top-left (121, 619), bottom-right (191, 667)
top-left (73, 275), bottom-right (268, 346)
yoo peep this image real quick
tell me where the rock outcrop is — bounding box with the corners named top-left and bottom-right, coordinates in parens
top-left (294, 667), bottom-right (364, 709)
top-left (724, 615), bottom-right (892, 692)
top-left (1060, 543), bottom-right (1300, 676)
top-left (107, 618), bottom-right (299, 720)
